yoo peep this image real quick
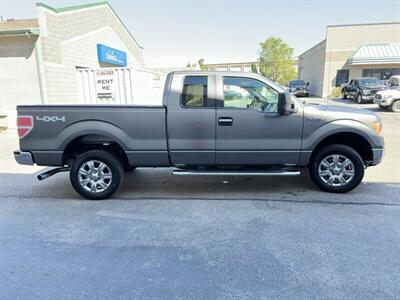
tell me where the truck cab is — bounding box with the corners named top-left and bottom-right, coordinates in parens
top-left (165, 72), bottom-right (301, 167)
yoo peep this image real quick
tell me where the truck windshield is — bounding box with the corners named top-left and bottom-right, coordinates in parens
top-left (359, 79), bottom-right (381, 86)
top-left (290, 80), bottom-right (305, 86)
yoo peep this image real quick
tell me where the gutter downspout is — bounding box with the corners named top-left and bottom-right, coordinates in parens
top-left (34, 38), bottom-right (45, 104)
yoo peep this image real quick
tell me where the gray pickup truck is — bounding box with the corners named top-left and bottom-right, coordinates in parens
top-left (15, 71), bottom-right (384, 199)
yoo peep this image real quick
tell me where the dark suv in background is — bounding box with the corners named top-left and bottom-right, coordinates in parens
top-left (341, 78), bottom-right (388, 104)
top-left (287, 80), bottom-right (310, 97)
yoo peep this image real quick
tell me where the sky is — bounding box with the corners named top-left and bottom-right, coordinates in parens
top-left (1, 0), bottom-right (399, 67)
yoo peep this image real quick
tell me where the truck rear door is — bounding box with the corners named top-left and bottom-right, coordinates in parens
top-left (215, 75), bottom-right (303, 166)
top-left (166, 74), bottom-right (216, 166)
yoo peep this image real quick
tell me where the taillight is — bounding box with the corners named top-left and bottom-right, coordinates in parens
top-left (17, 115), bottom-right (33, 139)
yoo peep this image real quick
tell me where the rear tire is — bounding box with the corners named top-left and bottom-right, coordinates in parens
top-left (70, 150), bottom-right (124, 200)
top-left (309, 144), bottom-right (364, 193)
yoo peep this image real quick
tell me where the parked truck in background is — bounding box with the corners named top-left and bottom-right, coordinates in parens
top-left (374, 75), bottom-right (400, 112)
top-left (341, 78), bottom-right (388, 104)
top-left (287, 80), bottom-right (310, 97)
top-left (14, 71), bottom-right (384, 200)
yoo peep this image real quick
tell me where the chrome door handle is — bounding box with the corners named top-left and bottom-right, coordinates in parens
top-left (218, 117), bottom-right (233, 126)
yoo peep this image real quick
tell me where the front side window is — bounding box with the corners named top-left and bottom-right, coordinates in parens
top-left (223, 77), bottom-right (279, 113)
top-left (181, 76), bottom-right (208, 107)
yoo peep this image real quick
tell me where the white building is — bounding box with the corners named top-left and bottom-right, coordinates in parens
top-left (0, 2), bottom-right (145, 128)
top-left (298, 22), bottom-right (400, 97)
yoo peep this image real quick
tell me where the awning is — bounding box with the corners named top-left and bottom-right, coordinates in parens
top-left (347, 44), bottom-right (400, 65)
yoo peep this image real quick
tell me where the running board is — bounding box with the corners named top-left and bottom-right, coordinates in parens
top-left (172, 169), bottom-right (301, 176)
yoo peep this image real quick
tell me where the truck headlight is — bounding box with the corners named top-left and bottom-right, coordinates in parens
top-left (383, 94), bottom-right (393, 100)
top-left (372, 121), bottom-right (381, 135)
top-left (363, 90), bottom-right (371, 95)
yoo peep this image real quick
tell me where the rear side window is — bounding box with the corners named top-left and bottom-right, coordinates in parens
top-left (181, 76), bottom-right (208, 107)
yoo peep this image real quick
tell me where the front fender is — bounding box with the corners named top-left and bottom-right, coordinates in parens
top-left (302, 119), bottom-right (383, 151)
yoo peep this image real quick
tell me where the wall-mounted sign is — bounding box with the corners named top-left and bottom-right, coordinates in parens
top-left (96, 69), bottom-right (116, 101)
top-left (97, 44), bottom-right (127, 67)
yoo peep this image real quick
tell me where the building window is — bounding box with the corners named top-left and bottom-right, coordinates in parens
top-left (336, 69), bottom-right (349, 87)
top-left (362, 68), bottom-right (400, 80)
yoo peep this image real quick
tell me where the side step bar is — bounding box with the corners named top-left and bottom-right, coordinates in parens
top-left (173, 169), bottom-right (301, 176)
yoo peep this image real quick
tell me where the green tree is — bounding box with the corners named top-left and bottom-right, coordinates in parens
top-left (258, 37), bottom-right (296, 85)
top-left (198, 58), bottom-right (205, 70)
top-left (251, 63), bottom-right (258, 73)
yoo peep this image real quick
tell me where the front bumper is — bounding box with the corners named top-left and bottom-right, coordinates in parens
top-left (292, 90), bottom-right (309, 97)
top-left (371, 148), bottom-right (384, 166)
top-left (361, 95), bottom-right (375, 101)
top-left (373, 97), bottom-right (391, 107)
top-left (14, 151), bottom-right (34, 165)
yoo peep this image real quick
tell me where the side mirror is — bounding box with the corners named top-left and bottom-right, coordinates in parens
top-left (278, 92), bottom-right (296, 115)
top-left (306, 82), bottom-right (310, 86)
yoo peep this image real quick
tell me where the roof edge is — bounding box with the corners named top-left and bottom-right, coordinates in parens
top-left (298, 39), bottom-right (326, 58)
top-left (36, 2), bottom-right (109, 13)
top-left (0, 29), bottom-right (39, 36)
top-left (327, 21), bottom-right (400, 28)
top-left (36, 1), bottom-right (143, 49)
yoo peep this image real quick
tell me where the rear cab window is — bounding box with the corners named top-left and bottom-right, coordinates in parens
top-left (181, 76), bottom-right (208, 108)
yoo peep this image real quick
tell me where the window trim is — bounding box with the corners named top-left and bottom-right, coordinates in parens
top-left (180, 76), bottom-right (213, 109)
top-left (218, 76), bottom-right (280, 114)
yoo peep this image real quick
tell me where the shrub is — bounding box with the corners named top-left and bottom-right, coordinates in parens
top-left (329, 87), bottom-right (342, 98)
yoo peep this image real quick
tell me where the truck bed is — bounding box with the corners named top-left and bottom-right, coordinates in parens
top-left (17, 105), bottom-right (169, 167)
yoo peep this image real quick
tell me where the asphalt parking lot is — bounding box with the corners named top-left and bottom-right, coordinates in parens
top-left (0, 98), bottom-right (399, 299)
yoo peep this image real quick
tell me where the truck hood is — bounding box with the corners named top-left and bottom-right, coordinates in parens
top-left (377, 87), bottom-right (400, 95)
top-left (313, 104), bottom-right (375, 115)
top-left (359, 85), bottom-right (387, 91)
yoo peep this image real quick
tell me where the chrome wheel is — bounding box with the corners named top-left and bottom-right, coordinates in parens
top-left (318, 154), bottom-right (355, 187)
top-left (392, 100), bottom-right (400, 112)
top-left (78, 160), bottom-right (112, 193)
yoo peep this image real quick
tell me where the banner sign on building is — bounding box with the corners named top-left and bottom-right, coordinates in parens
top-left (97, 44), bottom-right (127, 67)
top-left (96, 69), bottom-right (116, 101)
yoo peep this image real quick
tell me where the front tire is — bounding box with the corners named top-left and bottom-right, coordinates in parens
top-left (309, 144), bottom-right (364, 193)
top-left (341, 90), bottom-right (347, 99)
top-left (70, 150), bottom-right (124, 200)
top-left (390, 100), bottom-right (400, 112)
top-left (357, 93), bottom-right (363, 104)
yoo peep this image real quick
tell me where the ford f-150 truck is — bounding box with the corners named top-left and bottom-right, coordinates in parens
top-left (15, 71), bottom-right (384, 199)
top-left (341, 78), bottom-right (388, 104)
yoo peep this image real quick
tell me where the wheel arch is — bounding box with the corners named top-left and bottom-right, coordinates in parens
top-left (59, 121), bottom-right (132, 170)
top-left (309, 132), bottom-right (373, 165)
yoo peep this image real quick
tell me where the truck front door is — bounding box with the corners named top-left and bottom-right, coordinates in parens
top-left (215, 75), bottom-right (303, 166)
